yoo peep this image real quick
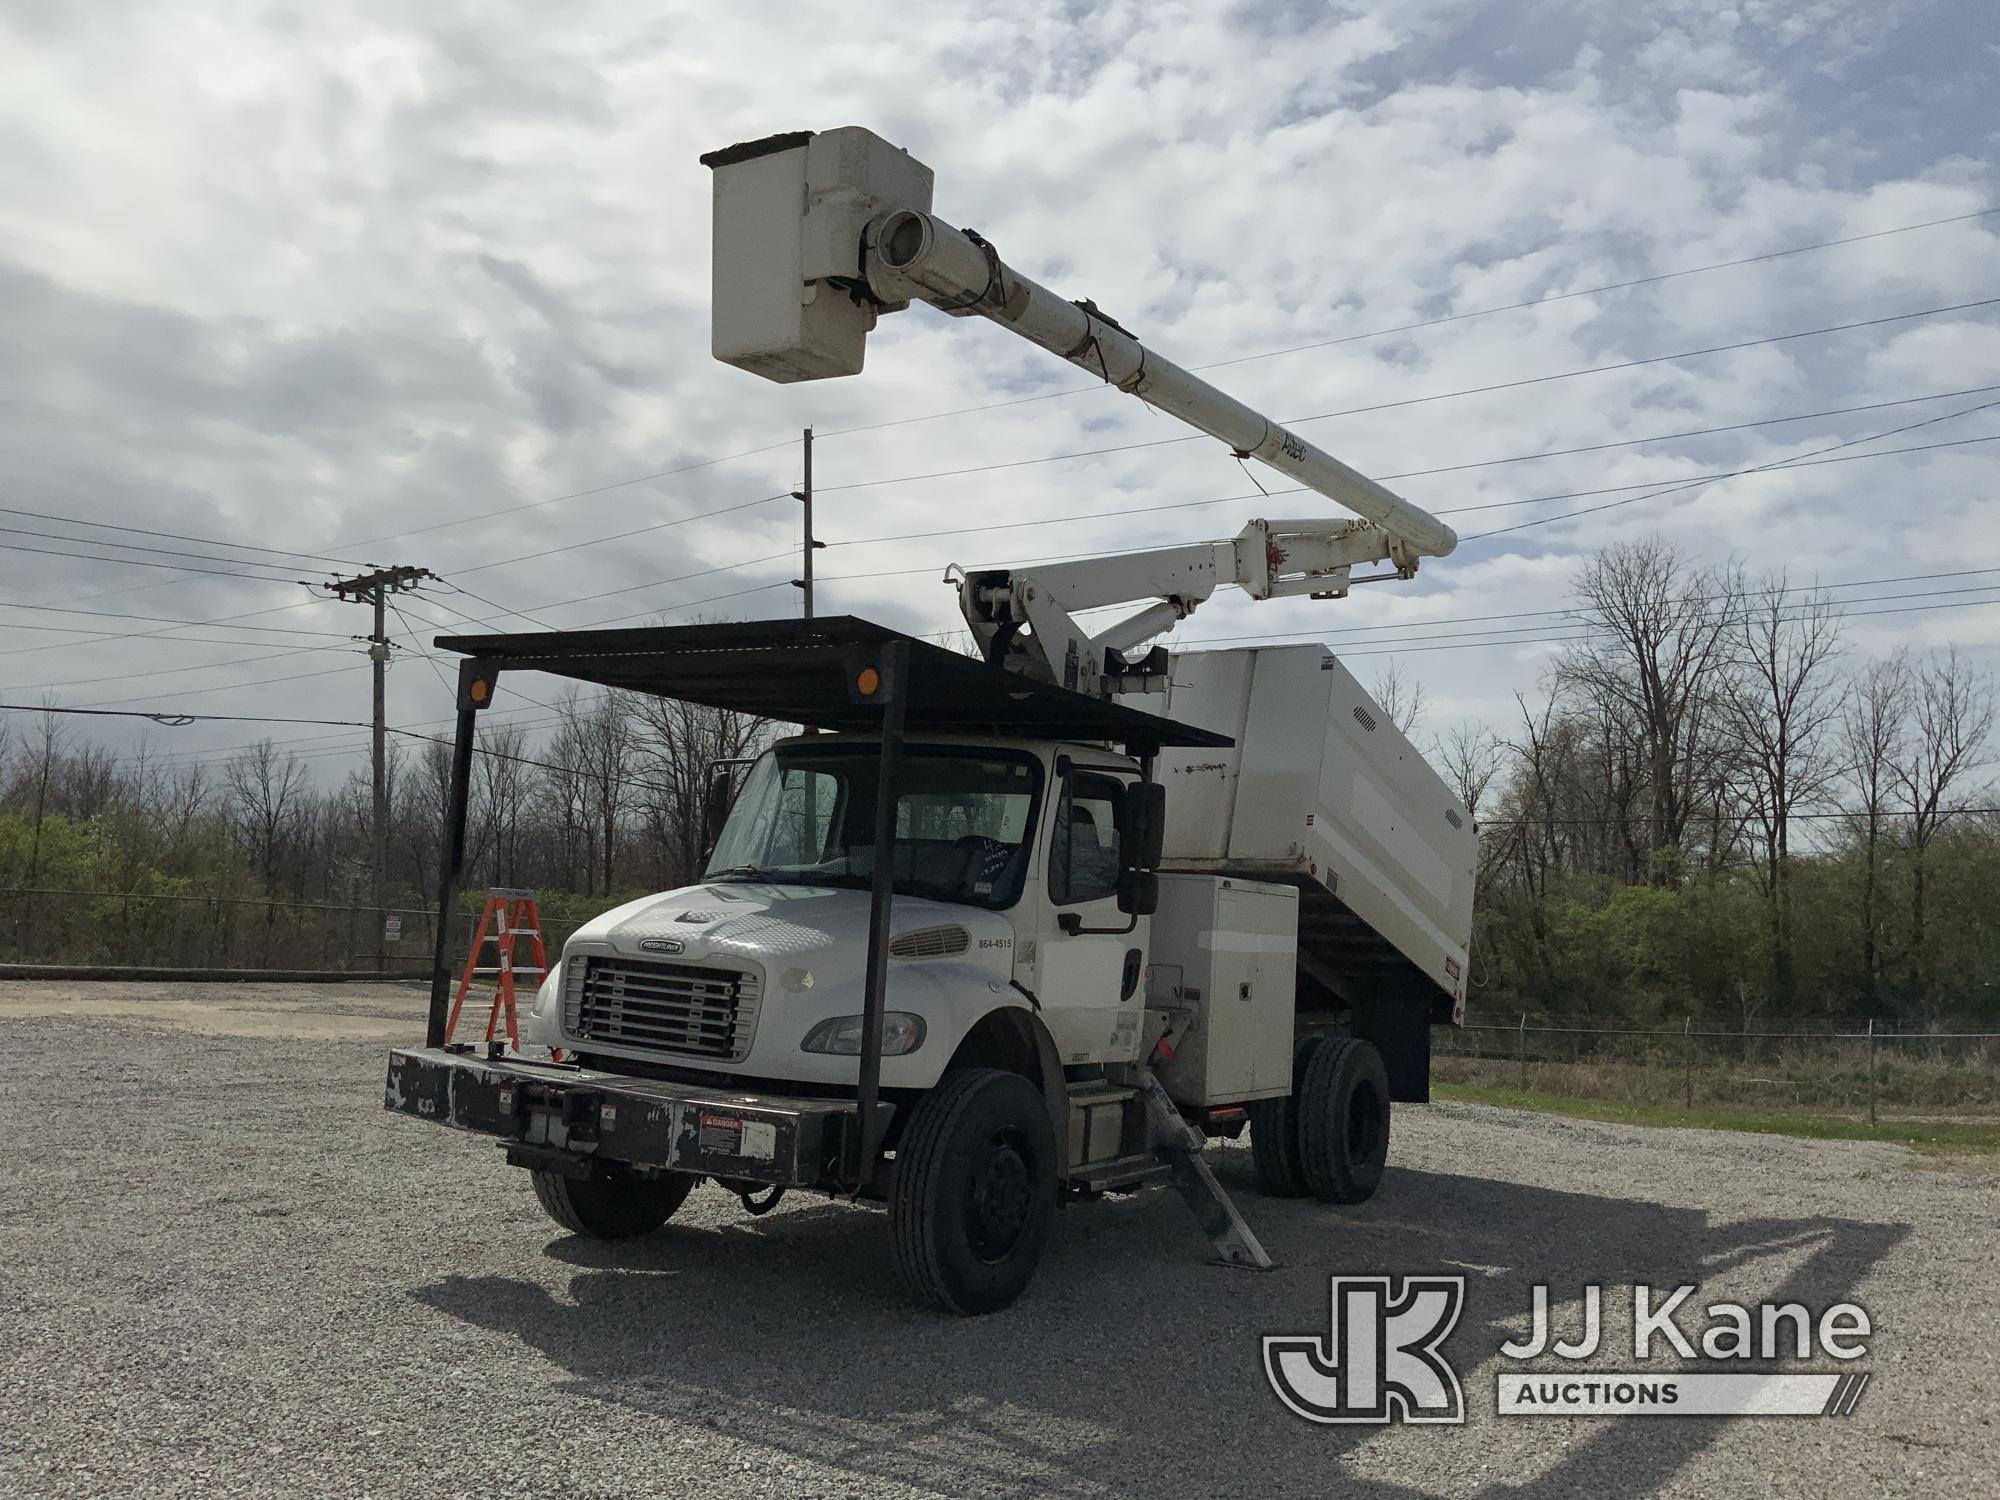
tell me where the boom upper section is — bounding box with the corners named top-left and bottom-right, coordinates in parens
top-left (701, 127), bottom-right (1458, 694)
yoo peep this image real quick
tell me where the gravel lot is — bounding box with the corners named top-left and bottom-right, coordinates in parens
top-left (0, 982), bottom-right (1993, 1498)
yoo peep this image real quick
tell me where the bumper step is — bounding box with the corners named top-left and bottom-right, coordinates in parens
top-left (383, 1046), bottom-right (889, 1190)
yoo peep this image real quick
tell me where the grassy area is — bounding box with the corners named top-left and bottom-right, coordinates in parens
top-left (1432, 1081), bottom-right (2000, 1157)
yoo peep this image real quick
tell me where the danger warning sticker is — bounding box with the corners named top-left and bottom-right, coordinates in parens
top-left (697, 1113), bottom-right (743, 1154)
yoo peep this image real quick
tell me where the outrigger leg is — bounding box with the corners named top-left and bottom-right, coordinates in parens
top-left (1138, 1074), bottom-right (1276, 1271)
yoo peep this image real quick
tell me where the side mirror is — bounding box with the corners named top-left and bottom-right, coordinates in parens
top-left (1116, 869), bottom-right (1159, 917)
top-left (1125, 781), bottom-right (1166, 871)
top-left (702, 772), bottom-right (735, 850)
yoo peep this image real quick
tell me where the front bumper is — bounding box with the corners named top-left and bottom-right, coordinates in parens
top-left (383, 1046), bottom-right (889, 1189)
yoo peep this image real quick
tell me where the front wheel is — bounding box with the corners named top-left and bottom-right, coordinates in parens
top-left (890, 1068), bottom-right (1058, 1315)
top-left (531, 1169), bottom-right (694, 1239)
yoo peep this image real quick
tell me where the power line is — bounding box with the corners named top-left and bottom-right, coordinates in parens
top-left (0, 538), bottom-right (317, 583)
top-left (1462, 396), bottom-right (2000, 542)
top-left (75, 660), bottom-right (359, 711)
top-left (335, 436), bottom-right (799, 550)
top-left (433, 582), bottom-right (556, 632)
top-left (1181, 586), bottom-right (2000, 661)
top-left (23, 208), bottom-right (1994, 621)
top-left (0, 505), bottom-right (372, 570)
top-left (1331, 593), bottom-right (2000, 658)
top-left (0, 599), bottom-right (351, 639)
top-left (71, 585), bottom-right (2000, 774)
top-left (0, 597), bottom-right (338, 662)
top-left (0, 643), bottom-right (348, 695)
top-left (1170, 566), bottom-right (2000, 647)
top-left (62, 288), bottom-right (1992, 607)
top-left (0, 522), bottom-right (335, 574)
top-left (814, 206), bottom-right (2000, 439)
top-left (808, 387), bottom-right (2000, 551)
top-left (442, 491), bottom-right (791, 578)
top-left (0, 702), bottom-right (384, 730)
top-left (435, 424), bottom-right (2000, 625)
top-left (809, 295), bottom-right (2000, 496)
top-left (455, 550), bottom-right (800, 625)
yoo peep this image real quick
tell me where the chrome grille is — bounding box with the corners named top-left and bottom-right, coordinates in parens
top-left (562, 956), bottom-right (761, 1061)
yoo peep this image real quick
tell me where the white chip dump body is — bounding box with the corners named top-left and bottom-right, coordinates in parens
top-left (1153, 644), bottom-right (1476, 1010)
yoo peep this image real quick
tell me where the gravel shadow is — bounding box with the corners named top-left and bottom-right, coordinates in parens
top-left (412, 1156), bottom-right (1908, 1499)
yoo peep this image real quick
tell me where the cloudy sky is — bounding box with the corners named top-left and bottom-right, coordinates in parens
top-left (2, 0), bottom-right (1996, 780)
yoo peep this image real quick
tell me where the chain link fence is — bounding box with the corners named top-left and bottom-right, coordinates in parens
top-left (9, 887), bottom-right (1996, 1123)
top-left (1435, 1010), bottom-right (2000, 1122)
top-left (0, 887), bottom-right (595, 978)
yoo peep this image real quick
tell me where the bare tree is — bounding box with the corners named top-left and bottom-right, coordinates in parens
top-left (12, 702), bottom-right (67, 953)
top-left (632, 694), bottom-right (773, 888)
top-left (223, 739), bottom-right (309, 964)
top-left (1840, 652), bottom-right (1910, 1007)
top-left (1371, 660), bottom-right (1428, 737)
top-left (1891, 647), bottom-right (1996, 1014)
top-left (1719, 576), bottom-right (1844, 1006)
top-left (65, 741), bottom-right (120, 820)
top-left (1559, 540), bottom-right (1741, 883)
top-left (474, 724), bottom-right (536, 888)
top-left (1435, 720), bottom-right (1504, 818)
top-left (223, 740), bottom-right (309, 895)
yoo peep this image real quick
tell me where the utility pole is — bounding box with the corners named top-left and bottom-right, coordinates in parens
top-left (329, 564), bottom-right (435, 971)
top-left (791, 426), bottom-right (822, 618)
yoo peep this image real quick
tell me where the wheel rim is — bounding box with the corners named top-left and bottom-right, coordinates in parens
top-left (966, 1127), bottom-right (1034, 1261)
top-left (1346, 1081), bottom-right (1384, 1166)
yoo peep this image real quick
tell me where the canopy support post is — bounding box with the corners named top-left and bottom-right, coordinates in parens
top-left (851, 640), bottom-right (909, 1188)
top-left (426, 659), bottom-right (494, 1048)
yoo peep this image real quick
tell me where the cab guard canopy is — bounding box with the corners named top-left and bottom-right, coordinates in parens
top-left (420, 616), bottom-right (1226, 1170)
top-left (435, 615), bottom-right (1231, 754)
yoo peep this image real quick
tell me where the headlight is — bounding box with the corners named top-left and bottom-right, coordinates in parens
top-left (800, 1012), bottom-right (926, 1056)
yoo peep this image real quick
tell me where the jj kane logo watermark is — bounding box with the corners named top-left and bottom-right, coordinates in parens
top-left (1264, 1278), bottom-right (1873, 1424)
top-left (1263, 1277), bottom-right (1468, 1424)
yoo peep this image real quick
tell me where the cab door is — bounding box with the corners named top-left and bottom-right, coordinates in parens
top-left (1034, 763), bottom-right (1145, 1065)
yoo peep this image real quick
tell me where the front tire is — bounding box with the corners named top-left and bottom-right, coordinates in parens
top-left (531, 1169), bottom-right (694, 1239)
top-left (1297, 1037), bottom-right (1391, 1204)
top-left (891, 1068), bottom-right (1057, 1315)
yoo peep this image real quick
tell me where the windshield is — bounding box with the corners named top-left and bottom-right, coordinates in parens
top-left (704, 745), bottom-right (1043, 909)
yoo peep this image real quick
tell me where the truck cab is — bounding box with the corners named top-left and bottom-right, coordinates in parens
top-left (519, 733), bottom-right (1155, 1091)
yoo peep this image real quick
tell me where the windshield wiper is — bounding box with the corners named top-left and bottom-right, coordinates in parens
top-left (706, 864), bottom-right (784, 882)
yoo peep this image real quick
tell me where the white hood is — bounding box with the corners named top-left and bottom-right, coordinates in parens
top-left (567, 881), bottom-right (1016, 980)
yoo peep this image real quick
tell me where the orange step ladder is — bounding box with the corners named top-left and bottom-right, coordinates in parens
top-left (444, 888), bottom-right (548, 1051)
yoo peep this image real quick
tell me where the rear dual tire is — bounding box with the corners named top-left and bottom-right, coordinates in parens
top-left (1250, 1035), bottom-right (1391, 1205)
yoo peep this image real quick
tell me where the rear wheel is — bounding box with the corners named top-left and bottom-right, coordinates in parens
top-left (891, 1068), bottom-right (1057, 1315)
top-left (531, 1169), bottom-right (694, 1239)
top-left (1296, 1037), bottom-right (1391, 1204)
top-left (1248, 1034), bottom-right (1321, 1197)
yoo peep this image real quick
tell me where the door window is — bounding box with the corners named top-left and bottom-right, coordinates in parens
top-left (1050, 771), bottom-right (1125, 905)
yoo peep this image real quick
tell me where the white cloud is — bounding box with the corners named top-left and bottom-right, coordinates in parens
top-left (0, 0), bottom-right (1994, 773)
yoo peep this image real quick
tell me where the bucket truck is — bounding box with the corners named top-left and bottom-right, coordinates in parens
top-left (383, 128), bottom-right (1476, 1316)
